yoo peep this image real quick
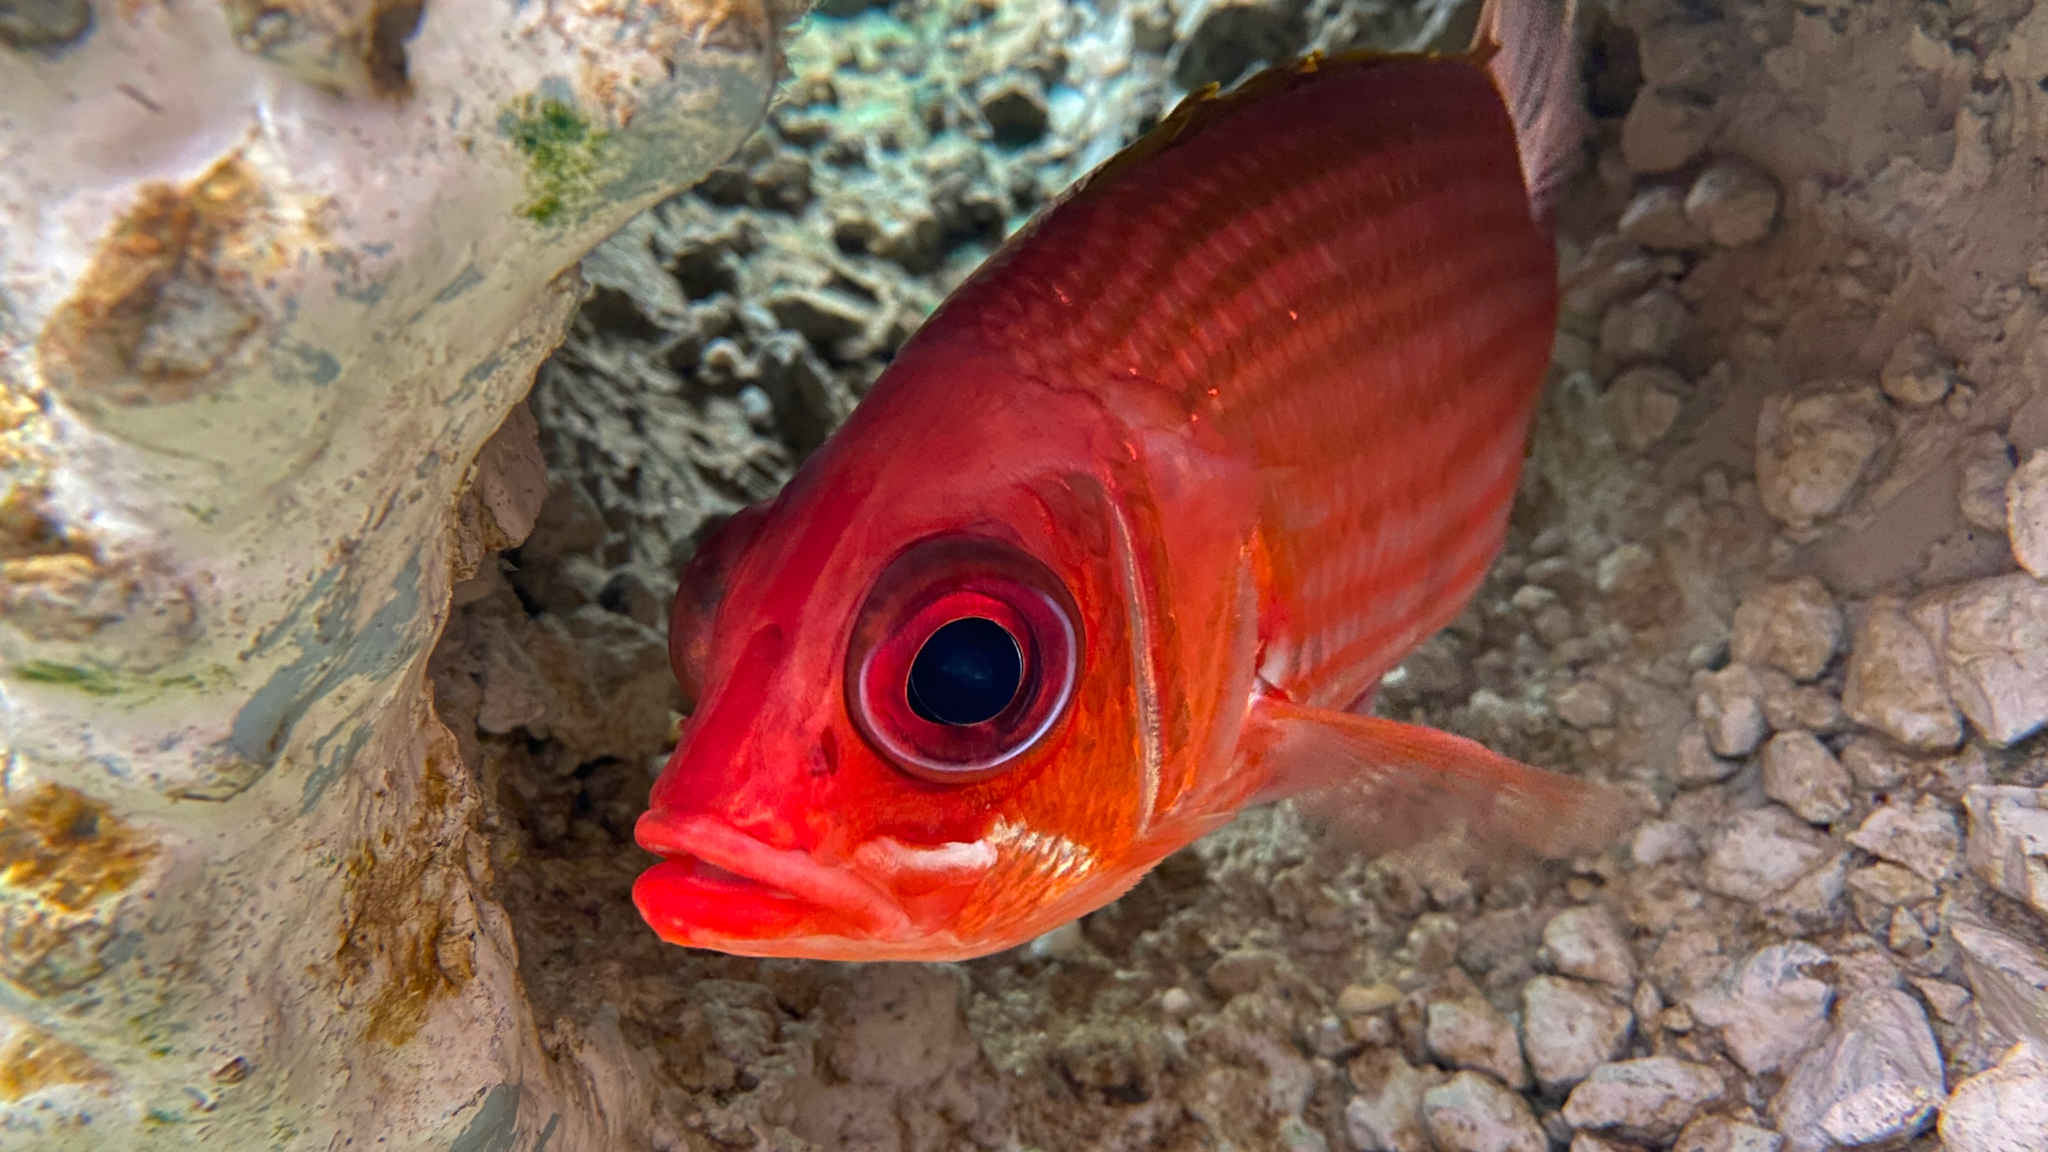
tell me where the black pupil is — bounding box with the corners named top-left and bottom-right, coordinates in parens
top-left (907, 617), bottom-right (1023, 727)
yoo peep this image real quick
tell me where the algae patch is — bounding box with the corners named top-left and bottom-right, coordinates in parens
top-left (502, 98), bottom-right (610, 225)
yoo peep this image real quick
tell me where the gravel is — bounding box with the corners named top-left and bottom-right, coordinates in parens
top-left (1561, 1057), bottom-right (1726, 1144)
top-left (1841, 597), bottom-right (1964, 751)
top-left (1760, 731), bottom-right (1853, 825)
top-left (1768, 988), bottom-right (1944, 1152)
top-left (1939, 1041), bottom-right (2048, 1152)
top-left (1520, 976), bottom-right (1632, 1094)
top-left (1420, 1071), bottom-right (1546, 1152)
top-left (1730, 577), bottom-right (1842, 681)
top-left (1687, 942), bottom-right (1834, 1077)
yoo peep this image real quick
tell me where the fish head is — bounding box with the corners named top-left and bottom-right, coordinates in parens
top-left (633, 344), bottom-right (1234, 961)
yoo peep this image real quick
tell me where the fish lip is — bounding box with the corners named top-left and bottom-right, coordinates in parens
top-left (633, 811), bottom-right (912, 939)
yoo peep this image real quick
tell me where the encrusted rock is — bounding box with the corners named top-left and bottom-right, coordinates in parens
top-left (1846, 796), bottom-right (1960, 883)
top-left (1963, 786), bottom-right (2048, 921)
top-left (1841, 597), bottom-right (1962, 752)
top-left (1555, 679), bottom-right (1619, 729)
top-left (1919, 574), bottom-right (2048, 746)
top-left (1684, 157), bottom-right (1780, 247)
top-left (1755, 384), bottom-right (1889, 530)
top-left (1760, 732), bottom-right (1852, 825)
top-left (1703, 808), bottom-right (1831, 903)
top-left (1521, 976), bottom-right (1632, 1094)
top-left (1674, 726), bottom-right (1741, 787)
top-left (1425, 997), bottom-right (1529, 1089)
top-left (1600, 286), bottom-right (1691, 363)
top-left (1959, 432), bottom-right (2018, 533)
top-left (1696, 664), bottom-right (1770, 757)
top-left (1731, 577), bottom-right (1841, 681)
top-left (1561, 1057), bottom-right (1726, 1144)
top-left (1420, 1071), bottom-right (1545, 1152)
top-left (1949, 917), bottom-right (2048, 1049)
top-left (1769, 988), bottom-right (1944, 1152)
top-left (1878, 330), bottom-right (1956, 408)
top-left (1619, 185), bottom-right (1706, 251)
top-left (1608, 364), bottom-right (1687, 451)
top-left (1542, 905), bottom-right (1638, 990)
top-left (1939, 1041), bottom-right (2048, 1152)
top-left (1345, 1048), bottom-right (1441, 1152)
top-left (1687, 942), bottom-right (1833, 1076)
top-left (1207, 947), bottom-right (1283, 998)
top-left (2009, 449), bottom-right (2048, 578)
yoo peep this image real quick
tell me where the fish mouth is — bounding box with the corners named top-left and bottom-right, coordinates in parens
top-left (633, 812), bottom-right (912, 950)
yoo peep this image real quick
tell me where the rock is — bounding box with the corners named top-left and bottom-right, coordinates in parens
top-left (1521, 976), bottom-right (1633, 1093)
top-left (1959, 432), bottom-right (2018, 532)
top-left (1543, 906), bottom-right (1638, 990)
top-left (1207, 947), bottom-right (1283, 998)
top-left (1760, 732), bottom-right (1852, 825)
top-left (1555, 680), bottom-right (1619, 728)
top-left (1769, 988), bottom-right (1943, 1152)
top-left (1696, 664), bottom-right (1770, 757)
top-left (1420, 1071), bottom-right (1545, 1152)
top-left (1877, 330), bottom-right (1955, 408)
top-left (1703, 808), bottom-right (1830, 903)
top-left (1963, 786), bottom-right (2048, 922)
top-left (1687, 942), bottom-right (1833, 1076)
top-left (1160, 987), bottom-right (1196, 1019)
top-left (979, 78), bottom-right (1050, 146)
top-left (2009, 450), bottom-right (2048, 577)
top-left (1760, 849), bottom-right (1851, 933)
top-left (1632, 820), bottom-right (1701, 866)
top-left (750, 152), bottom-right (813, 213)
top-left (764, 286), bottom-right (873, 353)
top-left (1339, 983), bottom-right (1401, 1020)
top-left (823, 966), bottom-right (974, 1088)
top-left (1345, 1049), bottom-right (1441, 1152)
top-left (1949, 917), bottom-right (2048, 1049)
top-left (1600, 286), bottom-right (1691, 363)
top-left (1939, 1041), bottom-right (2048, 1152)
top-left (1674, 1116), bottom-right (1787, 1152)
top-left (1841, 597), bottom-right (1962, 751)
top-left (1731, 577), bottom-right (1842, 681)
top-left (1609, 364), bottom-right (1687, 451)
top-left (1846, 796), bottom-right (1961, 883)
top-left (1684, 158), bottom-right (1781, 247)
top-left (1921, 574), bottom-right (2048, 745)
top-left (1622, 88), bottom-right (1715, 174)
top-left (1170, 0), bottom-right (1304, 90)
top-left (1619, 184), bottom-right (1706, 250)
top-left (1837, 737), bottom-right (1910, 790)
top-left (1755, 385), bottom-right (1889, 530)
top-left (1425, 997), bottom-right (1529, 1089)
top-left (1761, 684), bottom-right (1846, 735)
top-left (1561, 1057), bottom-right (1726, 1144)
top-left (1675, 726), bottom-right (1741, 786)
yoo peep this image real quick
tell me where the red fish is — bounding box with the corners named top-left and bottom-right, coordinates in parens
top-left (635, 0), bottom-right (1624, 961)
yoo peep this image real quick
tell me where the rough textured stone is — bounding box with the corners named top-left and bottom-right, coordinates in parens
top-left (1919, 575), bottom-right (2048, 746)
top-left (1542, 906), bottom-right (1639, 990)
top-left (1521, 976), bottom-right (1632, 1094)
top-left (1684, 157), bottom-right (1780, 247)
top-left (1755, 385), bottom-right (1889, 530)
top-left (1622, 88), bottom-right (1715, 173)
top-left (1555, 679), bottom-right (1620, 729)
top-left (1674, 1115), bottom-right (1786, 1152)
top-left (1769, 989), bottom-right (1945, 1152)
top-left (1847, 797), bottom-right (1961, 883)
top-left (1959, 432), bottom-right (2019, 532)
top-left (1842, 598), bottom-right (1963, 751)
top-left (1345, 1049), bottom-right (1441, 1152)
top-left (1601, 286), bottom-right (1691, 363)
top-left (1939, 1041), bottom-right (2048, 1152)
top-left (1562, 1057), bottom-right (1726, 1144)
top-left (1704, 808), bottom-right (1831, 903)
top-left (1687, 943), bottom-right (1833, 1076)
top-left (1426, 997), bottom-right (1529, 1089)
top-left (1420, 1071), bottom-right (1545, 1152)
top-left (1950, 917), bottom-right (2048, 1049)
top-left (1731, 577), bottom-right (1842, 681)
top-left (1761, 732), bottom-right (1852, 825)
top-left (2009, 449), bottom-right (2048, 578)
top-left (1608, 364), bottom-right (1687, 451)
top-left (1675, 726), bottom-right (1741, 786)
top-left (1963, 786), bottom-right (2048, 922)
top-left (1878, 330), bottom-right (1956, 408)
top-left (1619, 184), bottom-right (1706, 251)
top-left (1697, 664), bottom-right (1771, 757)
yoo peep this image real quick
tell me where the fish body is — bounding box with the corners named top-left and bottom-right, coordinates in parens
top-left (635, 0), bottom-right (1620, 962)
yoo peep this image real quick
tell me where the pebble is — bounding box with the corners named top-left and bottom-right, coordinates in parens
top-left (1622, 88), bottom-right (1715, 174)
top-left (1025, 920), bottom-right (1092, 961)
top-left (1345, 1049), bottom-right (1440, 1152)
top-left (1696, 664), bottom-right (1771, 757)
top-left (1962, 786), bottom-right (2048, 922)
top-left (1909, 977), bottom-right (1972, 1024)
top-left (1555, 680), bottom-right (1619, 729)
top-left (1521, 976), bottom-right (1633, 1093)
top-left (1703, 808), bottom-right (1830, 903)
top-left (1939, 1041), bottom-right (2048, 1152)
top-left (1674, 726), bottom-right (1741, 786)
top-left (1924, 574), bottom-right (2048, 746)
top-left (1761, 684), bottom-right (1845, 736)
top-left (1846, 864), bottom-right (1938, 932)
top-left (1542, 906), bottom-right (1638, 990)
top-left (764, 286), bottom-right (872, 352)
top-left (1600, 286), bottom-right (1691, 363)
top-left (1769, 988), bottom-right (1944, 1152)
top-left (1877, 330), bottom-right (1956, 408)
top-left (1206, 947), bottom-right (1282, 998)
top-left (1561, 1057), bottom-right (1726, 1144)
top-left (1841, 597), bottom-right (1962, 752)
top-left (1674, 1116), bottom-right (1787, 1152)
top-left (1837, 737), bottom-right (1909, 790)
top-left (1159, 987), bottom-right (1196, 1020)
top-left (1565, 235), bottom-right (1664, 319)
top-left (1684, 157), bottom-right (1781, 247)
top-left (1632, 819), bottom-right (1702, 866)
top-left (1730, 577), bottom-right (1842, 681)
top-left (1619, 184), bottom-right (1706, 250)
top-left (1760, 732), bottom-right (1852, 824)
top-left (1608, 364), bottom-right (1687, 451)
top-left (1338, 982), bottom-right (1401, 1019)
top-left (1957, 432), bottom-right (2018, 533)
top-left (2008, 449), bottom-right (2048, 577)
top-left (1687, 942), bottom-right (1834, 1076)
top-left (1755, 385), bottom-right (1889, 530)
top-left (1420, 1071), bottom-right (1545, 1152)
top-left (1761, 849), bottom-right (1851, 933)
top-left (1950, 917), bottom-right (2048, 1050)
top-left (1425, 997), bottom-right (1529, 1089)
top-left (1846, 796), bottom-right (1960, 883)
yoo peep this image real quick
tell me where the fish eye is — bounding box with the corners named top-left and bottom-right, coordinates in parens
top-left (847, 535), bottom-right (1079, 783)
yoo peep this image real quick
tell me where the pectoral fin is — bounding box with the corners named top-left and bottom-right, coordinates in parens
top-left (1245, 694), bottom-right (1632, 860)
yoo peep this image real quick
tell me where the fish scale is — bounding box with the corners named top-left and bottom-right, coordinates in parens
top-left (933, 55), bottom-right (1556, 710)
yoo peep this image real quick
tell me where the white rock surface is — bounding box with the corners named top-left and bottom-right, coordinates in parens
top-left (1846, 797), bottom-right (1961, 883)
top-left (1917, 574), bottom-right (2048, 746)
top-left (1769, 988), bottom-right (1945, 1152)
top-left (1420, 1071), bottom-right (1545, 1152)
top-left (1674, 1115), bottom-right (1787, 1152)
top-left (1704, 808), bottom-right (1831, 903)
top-left (1521, 976), bottom-right (1633, 1094)
top-left (1687, 942), bottom-right (1834, 1076)
top-left (1950, 917), bottom-right (2048, 1050)
top-left (1755, 385), bottom-right (1889, 530)
top-left (1963, 786), bottom-right (2048, 923)
top-left (1684, 157), bottom-right (1780, 247)
top-left (1697, 663), bottom-right (1771, 757)
top-left (1760, 732), bottom-right (1852, 825)
top-left (1561, 1057), bottom-right (1725, 1145)
top-left (1731, 577), bottom-right (1842, 681)
top-left (1426, 997), bottom-right (1530, 1089)
top-left (1841, 597), bottom-right (1963, 751)
top-left (1939, 1041), bottom-right (2048, 1152)
top-left (0, 0), bottom-right (778, 1145)
top-left (2008, 449), bottom-right (2048, 578)
top-left (1542, 905), bottom-right (1639, 990)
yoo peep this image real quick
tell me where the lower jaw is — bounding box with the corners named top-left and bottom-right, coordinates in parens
top-left (632, 858), bottom-right (820, 941)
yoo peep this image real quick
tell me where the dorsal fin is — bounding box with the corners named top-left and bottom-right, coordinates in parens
top-left (1471, 0), bottom-right (1585, 222)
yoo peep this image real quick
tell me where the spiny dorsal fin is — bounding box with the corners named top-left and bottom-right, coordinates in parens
top-left (1471, 0), bottom-right (1585, 222)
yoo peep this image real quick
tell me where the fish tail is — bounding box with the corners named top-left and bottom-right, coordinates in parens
top-left (1471, 0), bottom-right (1585, 224)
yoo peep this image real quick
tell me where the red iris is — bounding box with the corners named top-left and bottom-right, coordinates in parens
top-left (846, 534), bottom-right (1079, 783)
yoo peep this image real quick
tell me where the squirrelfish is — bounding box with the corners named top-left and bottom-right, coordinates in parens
top-left (634, 0), bottom-right (1624, 961)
